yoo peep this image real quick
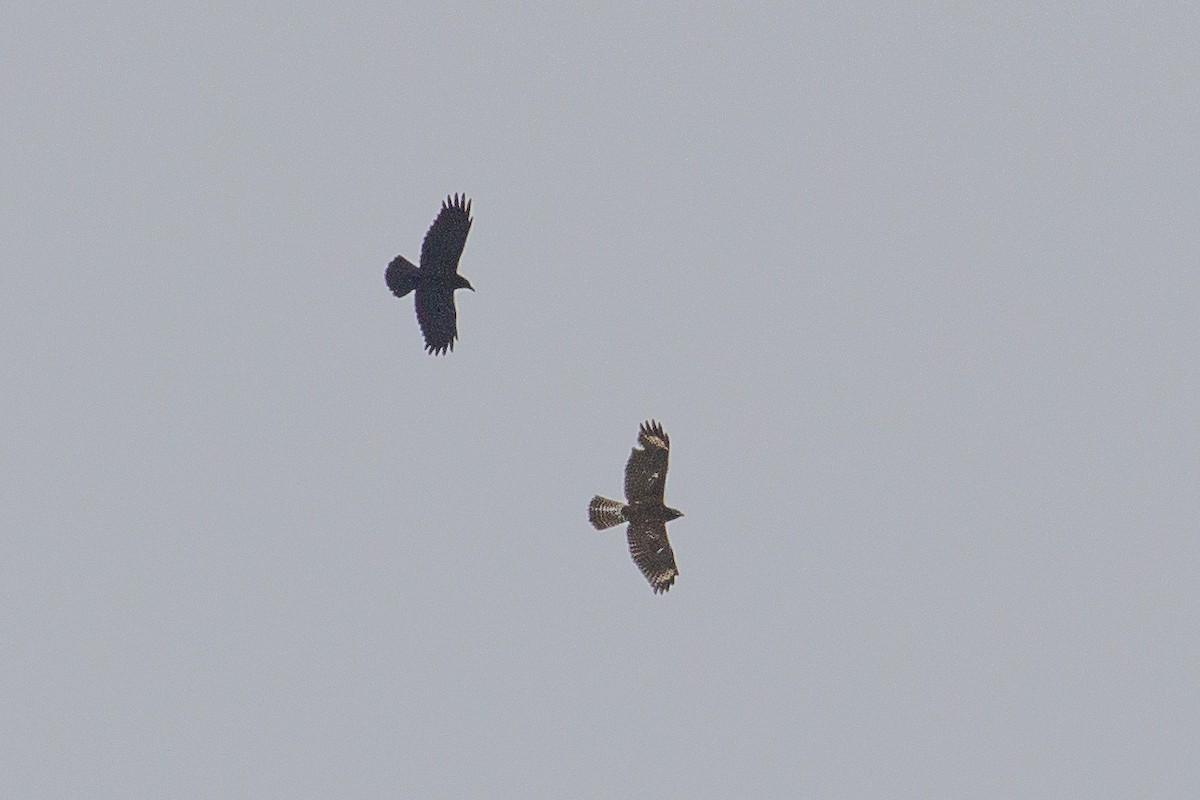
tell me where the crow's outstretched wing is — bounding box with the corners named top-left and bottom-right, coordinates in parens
top-left (627, 520), bottom-right (678, 594)
top-left (420, 194), bottom-right (472, 276)
top-left (624, 420), bottom-right (670, 504)
top-left (414, 284), bottom-right (458, 355)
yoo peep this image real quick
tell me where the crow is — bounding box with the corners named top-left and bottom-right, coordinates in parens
top-left (385, 194), bottom-right (474, 355)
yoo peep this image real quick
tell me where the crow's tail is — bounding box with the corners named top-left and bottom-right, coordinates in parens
top-left (385, 255), bottom-right (419, 298)
top-left (588, 496), bottom-right (627, 530)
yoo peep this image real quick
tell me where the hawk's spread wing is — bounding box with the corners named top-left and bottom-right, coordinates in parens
top-left (414, 284), bottom-right (458, 355)
top-left (627, 520), bottom-right (678, 594)
top-left (624, 420), bottom-right (670, 503)
top-left (420, 194), bottom-right (472, 276)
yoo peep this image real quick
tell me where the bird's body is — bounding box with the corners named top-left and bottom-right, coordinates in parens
top-left (588, 420), bottom-right (684, 594)
top-left (385, 194), bottom-right (474, 355)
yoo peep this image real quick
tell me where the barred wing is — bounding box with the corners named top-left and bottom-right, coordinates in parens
top-left (627, 521), bottom-right (678, 594)
top-left (624, 419), bottom-right (670, 504)
top-left (420, 194), bottom-right (472, 277)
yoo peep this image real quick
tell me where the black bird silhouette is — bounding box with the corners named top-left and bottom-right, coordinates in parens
top-left (385, 194), bottom-right (474, 355)
top-left (589, 420), bottom-right (684, 594)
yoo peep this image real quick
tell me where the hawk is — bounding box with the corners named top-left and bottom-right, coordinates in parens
top-left (588, 420), bottom-right (684, 594)
top-left (385, 194), bottom-right (475, 355)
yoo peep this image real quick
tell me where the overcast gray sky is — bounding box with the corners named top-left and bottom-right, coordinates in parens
top-left (3, 2), bottom-right (1198, 797)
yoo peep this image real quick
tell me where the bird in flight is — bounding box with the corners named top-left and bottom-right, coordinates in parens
top-left (589, 420), bottom-right (684, 594)
top-left (385, 194), bottom-right (474, 355)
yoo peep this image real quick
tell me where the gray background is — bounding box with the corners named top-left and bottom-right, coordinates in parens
top-left (3, 2), bottom-right (1197, 797)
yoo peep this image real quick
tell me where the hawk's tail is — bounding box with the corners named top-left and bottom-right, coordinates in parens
top-left (588, 496), bottom-right (627, 530)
